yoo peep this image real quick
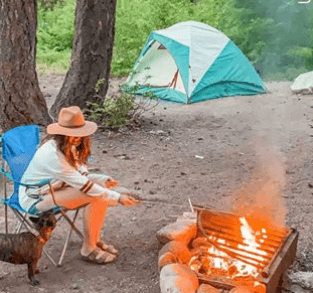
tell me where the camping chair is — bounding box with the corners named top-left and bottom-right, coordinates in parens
top-left (0, 124), bottom-right (83, 267)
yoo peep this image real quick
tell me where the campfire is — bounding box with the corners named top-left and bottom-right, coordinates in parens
top-left (189, 205), bottom-right (298, 292)
top-left (157, 204), bottom-right (298, 293)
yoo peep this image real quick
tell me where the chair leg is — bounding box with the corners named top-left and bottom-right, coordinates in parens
top-left (12, 210), bottom-right (27, 233)
top-left (58, 209), bottom-right (80, 267)
top-left (15, 221), bottom-right (23, 234)
top-left (43, 248), bottom-right (58, 267)
top-left (59, 209), bottom-right (84, 240)
top-left (3, 164), bottom-right (8, 234)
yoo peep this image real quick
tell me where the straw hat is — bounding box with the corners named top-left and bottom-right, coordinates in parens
top-left (47, 106), bottom-right (97, 137)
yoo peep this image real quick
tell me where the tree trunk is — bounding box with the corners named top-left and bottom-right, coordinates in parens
top-left (0, 0), bottom-right (52, 133)
top-left (49, 0), bottom-right (117, 119)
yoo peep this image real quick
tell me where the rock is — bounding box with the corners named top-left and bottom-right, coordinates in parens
top-left (196, 283), bottom-right (219, 293)
top-left (71, 283), bottom-right (80, 290)
top-left (291, 71), bottom-right (313, 94)
top-left (289, 271), bottom-right (313, 289)
top-left (160, 263), bottom-right (199, 293)
top-left (158, 241), bottom-right (192, 270)
top-left (156, 220), bottom-right (197, 246)
top-left (158, 252), bottom-right (180, 270)
top-left (289, 284), bottom-right (309, 293)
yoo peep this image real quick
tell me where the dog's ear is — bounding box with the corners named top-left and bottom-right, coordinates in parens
top-left (29, 216), bottom-right (40, 224)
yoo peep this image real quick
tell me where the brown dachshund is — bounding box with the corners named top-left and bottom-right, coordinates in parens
top-left (0, 211), bottom-right (56, 286)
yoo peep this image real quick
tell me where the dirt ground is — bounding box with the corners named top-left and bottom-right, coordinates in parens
top-left (1, 73), bottom-right (313, 292)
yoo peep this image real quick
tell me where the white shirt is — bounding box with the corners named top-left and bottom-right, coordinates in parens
top-left (19, 139), bottom-right (121, 212)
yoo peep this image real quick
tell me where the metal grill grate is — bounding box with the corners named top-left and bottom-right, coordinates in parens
top-left (192, 204), bottom-right (298, 293)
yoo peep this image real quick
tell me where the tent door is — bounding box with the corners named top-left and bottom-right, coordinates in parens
top-left (127, 41), bottom-right (186, 94)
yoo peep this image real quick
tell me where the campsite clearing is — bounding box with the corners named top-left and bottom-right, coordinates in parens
top-left (1, 75), bottom-right (313, 293)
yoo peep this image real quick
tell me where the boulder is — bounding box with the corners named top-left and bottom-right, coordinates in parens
top-left (156, 220), bottom-right (197, 246)
top-left (291, 71), bottom-right (313, 94)
top-left (160, 263), bottom-right (199, 293)
top-left (158, 241), bottom-right (192, 270)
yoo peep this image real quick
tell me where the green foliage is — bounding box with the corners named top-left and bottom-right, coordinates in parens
top-left (37, 49), bottom-right (71, 67)
top-left (83, 78), bottom-right (160, 129)
top-left (37, 0), bottom-right (75, 51)
top-left (233, 0), bottom-right (313, 77)
top-left (37, 0), bottom-right (313, 81)
top-left (264, 67), bottom-right (308, 82)
top-left (36, 0), bottom-right (75, 72)
top-left (84, 93), bottom-right (135, 128)
top-left (38, 0), bottom-right (64, 10)
top-left (112, 0), bottom-right (223, 76)
top-left (102, 94), bottom-right (135, 128)
top-left (94, 78), bottom-right (105, 93)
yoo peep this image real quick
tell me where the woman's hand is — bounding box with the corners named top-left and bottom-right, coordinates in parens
top-left (105, 177), bottom-right (119, 188)
top-left (118, 194), bottom-right (141, 206)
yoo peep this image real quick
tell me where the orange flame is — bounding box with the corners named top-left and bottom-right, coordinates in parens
top-left (189, 216), bottom-right (274, 283)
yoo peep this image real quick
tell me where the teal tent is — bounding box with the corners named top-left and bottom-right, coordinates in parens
top-left (123, 21), bottom-right (267, 104)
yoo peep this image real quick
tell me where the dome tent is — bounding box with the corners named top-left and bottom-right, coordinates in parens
top-left (123, 21), bottom-right (267, 104)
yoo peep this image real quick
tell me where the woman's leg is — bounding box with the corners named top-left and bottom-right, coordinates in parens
top-left (36, 187), bottom-right (109, 256)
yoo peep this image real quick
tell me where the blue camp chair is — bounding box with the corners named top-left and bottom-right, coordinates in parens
top-left (0, 124), bottom-right (83, 266)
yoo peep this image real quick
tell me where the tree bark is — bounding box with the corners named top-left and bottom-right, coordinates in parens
top-left (49, 0), bottom-right (117, 119)
top-left (0, 0), bottom-right (52, 133)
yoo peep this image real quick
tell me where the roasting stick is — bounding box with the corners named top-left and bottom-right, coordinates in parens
top-left (140, 198), bottom-right (194, 209)
top-left (188, 198), bottom-right (195, 213)
top-left (116, 187), bottom-right (199, 210)
top-left (86, 174), bottom-right (203, 211)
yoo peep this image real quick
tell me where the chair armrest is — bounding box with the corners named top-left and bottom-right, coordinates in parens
top-left (0, 167), bottom-right (51, 188)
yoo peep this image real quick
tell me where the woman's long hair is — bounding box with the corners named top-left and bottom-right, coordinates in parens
top-left (41, 134), bottom-right (91, 168)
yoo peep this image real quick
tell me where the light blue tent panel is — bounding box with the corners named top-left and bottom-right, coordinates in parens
top-left (190, 41), bottom-right (266, 103)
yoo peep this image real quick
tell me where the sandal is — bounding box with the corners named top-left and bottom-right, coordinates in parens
top-left (81, 248), bottom-right (117, 264)
top-left (97, 240), bottom-right (118, 255)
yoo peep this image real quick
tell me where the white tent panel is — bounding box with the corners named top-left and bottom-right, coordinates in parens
top-left (155, 23), bottom-right (191, 47)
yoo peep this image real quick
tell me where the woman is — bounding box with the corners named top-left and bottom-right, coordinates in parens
top-left (19, 106), bottom-right (139, 264)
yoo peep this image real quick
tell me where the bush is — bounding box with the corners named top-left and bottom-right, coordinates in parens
top-left (83, 93), bottom-right (135, 129)
top-left (83, 79), bottom-right (159, 129)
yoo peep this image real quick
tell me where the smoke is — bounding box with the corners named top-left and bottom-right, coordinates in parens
top-left (232, 143), bottom-right (287, 227)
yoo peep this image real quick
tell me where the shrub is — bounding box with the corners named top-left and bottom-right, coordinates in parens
top-left (83, 93), bottom-right (135, 129)
top-left (83, 79), bottom-right (159, 129)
